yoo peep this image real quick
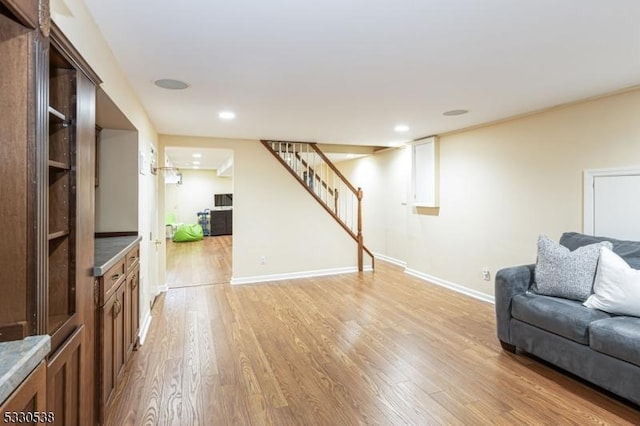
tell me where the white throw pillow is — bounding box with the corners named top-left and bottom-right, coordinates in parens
top-left (583, 246), bottom-right (640, 317)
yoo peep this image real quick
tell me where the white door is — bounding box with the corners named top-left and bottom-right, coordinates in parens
top-left (593, 174), bottom-right (640, 240)
top-left (585, 167), bottom-right (640, 240)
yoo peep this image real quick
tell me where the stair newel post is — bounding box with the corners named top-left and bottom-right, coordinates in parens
top-left (357, 187), bottom-right (363, 272)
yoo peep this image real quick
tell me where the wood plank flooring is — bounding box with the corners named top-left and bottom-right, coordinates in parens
top-left (166, 236), bottom-right (232, 288)
top-left (106, 243), bottom-right (640, 425)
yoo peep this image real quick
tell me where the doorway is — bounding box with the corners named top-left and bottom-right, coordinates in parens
top-left (163, 147), bottom-right (234, 288)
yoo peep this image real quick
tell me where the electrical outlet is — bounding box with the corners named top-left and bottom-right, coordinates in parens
top-left (482, 268), bottom-right (491, 281)
top-left (260, 255), bottom-right (266, 265)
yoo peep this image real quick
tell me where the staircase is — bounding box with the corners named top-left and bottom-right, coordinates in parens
top-left (261, 140), bottom-right (374, 271)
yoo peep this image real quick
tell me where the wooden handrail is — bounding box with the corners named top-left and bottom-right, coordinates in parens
top-left (268, 141), bottom-right (338, 197)
top-left (292, 151), bottom-right (336, 197)
top-left (309, 143), bottom-right (358, 196)
top-left (260, 139), bottom-right (374, 271)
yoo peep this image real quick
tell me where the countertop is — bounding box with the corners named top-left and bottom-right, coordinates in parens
top-left (0, 335), bottom-right (50, 403)
top-left (94, 235), bottom-right (142, 276)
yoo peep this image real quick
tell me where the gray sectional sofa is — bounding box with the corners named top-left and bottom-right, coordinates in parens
top-left (495, 232), bottom-right (640, 406)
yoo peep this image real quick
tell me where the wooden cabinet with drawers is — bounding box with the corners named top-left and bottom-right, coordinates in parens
top-left (125, 264), bottom-right (140, 356)
top-left (96, 242), bottom-right (140, 424)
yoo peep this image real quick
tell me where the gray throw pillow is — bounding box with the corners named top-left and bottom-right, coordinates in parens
top-left (533, 234), bottom-right (612, 301)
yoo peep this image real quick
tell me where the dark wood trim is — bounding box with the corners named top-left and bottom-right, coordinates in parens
top-left (0, 322), bottom-right (27, 342)
top-left (95, 125), bottom-right (101, 187)
top-left (31, 27), bottom-right (47, 337)
top-left (0, 0), bottom-right (38, 30)
top-left (50, 22), bottom-right (102, 86)
top-left (49, 313), bottom-right (80, 355)
top-left (76, 71), bottom-right (97, 426)
top-left (95, 232), bottom-right (139, 238)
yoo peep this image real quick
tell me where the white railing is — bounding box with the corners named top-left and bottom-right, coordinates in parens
top-left (262, 140), bottom-right (373, 271)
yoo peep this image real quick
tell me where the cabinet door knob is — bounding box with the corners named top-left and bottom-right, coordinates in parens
top-left (111, 273), bottom-right (121, 281)
top-left (114, 299), bottom-right (122, 317)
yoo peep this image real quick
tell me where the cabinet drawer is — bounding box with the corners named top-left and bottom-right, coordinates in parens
top-left (125, 244), bottom-right (140, 272)
top-left (99, 259), bottom-right (125, 306)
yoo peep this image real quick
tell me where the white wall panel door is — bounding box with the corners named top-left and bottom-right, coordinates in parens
top-left (585, 169), bottom-right (640, 240)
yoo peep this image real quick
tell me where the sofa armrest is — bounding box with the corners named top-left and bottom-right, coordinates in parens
top-left (495, 264), bottom-right (535, 345)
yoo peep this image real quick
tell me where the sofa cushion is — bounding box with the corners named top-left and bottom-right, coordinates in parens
top-left (583, 247), bottom-right (640, 317)
top-left (560, 232), bottom-right (640, 269)
top-left (589, 317), bottom-right (640, 368)
top-left (533, 234), bottom-right (611, 301)
top-left (512, 293), bottom-right (612, 344)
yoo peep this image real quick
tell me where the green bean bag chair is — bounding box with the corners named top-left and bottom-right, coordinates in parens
top-left (172, 224), bottom-right (204, 242)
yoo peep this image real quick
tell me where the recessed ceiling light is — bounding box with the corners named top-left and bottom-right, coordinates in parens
top-left (153, 78), bottom-right (190, 90)
top-left (192, 161), bottom-right (200, 165)
top-left (394, 124), bottom-right (410, 132)
top-left (443, 109), bottom-right (469, 116)
top-left (219, 111), bottom-right (236, 120)
top-left (192, 153), bottom-right (202, 158)
top-left (193, 166), bottom-right (200, 169)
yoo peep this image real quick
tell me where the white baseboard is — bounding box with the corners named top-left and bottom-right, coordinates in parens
top-left (405, 268), bottom-right (495, 304)
top-left (157, 283), bottom-right (169, 293)
top-left (230, 265), bottom-right (371, 285)
top-left (373, 253), bottom-right (407, 268)
top-left (137, 311), bottom-right (153, 346)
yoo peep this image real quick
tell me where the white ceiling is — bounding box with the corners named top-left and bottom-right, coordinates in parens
top-left (84, 0), bottom-right (640, 147)
top-left (165, 147), bottom-right (233, 171)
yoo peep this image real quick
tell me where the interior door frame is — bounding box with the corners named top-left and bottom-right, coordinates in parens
top-left (583, 165), bottom-right (640, 235)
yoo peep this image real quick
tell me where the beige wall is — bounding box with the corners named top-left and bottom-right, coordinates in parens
top-left (49, 0), bottom-right (640, 301)
top-left (52, 0), bottom-right (161, 327)
top-left (341, 89), bottom-right (640, 298)
top-left (160, 135), bottom-right (362, 284)
top-left (96, 129), bottom-right (138, 232)
top-left (165, 169), bottom-right (233, 225)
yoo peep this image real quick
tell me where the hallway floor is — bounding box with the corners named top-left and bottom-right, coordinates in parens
top-left (166, 235), bottom-right (232, 288)
top-left (104, 256), bottom-right (640, 425)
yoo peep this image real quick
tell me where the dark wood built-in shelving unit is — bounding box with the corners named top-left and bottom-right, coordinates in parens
top-left (47, 40), bottom-right (78, 343)
top-left (0, 2), bottom-right (102, 424)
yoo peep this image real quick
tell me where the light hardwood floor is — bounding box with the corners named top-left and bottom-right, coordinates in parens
top-left (166, 236), bottom-right (232, 288)
top-left (106, 239), bottom-right (640, 425)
